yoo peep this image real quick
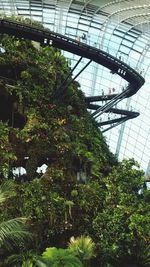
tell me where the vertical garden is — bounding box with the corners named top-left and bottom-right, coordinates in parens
top-left (0, 18), bottom-right (150, 267)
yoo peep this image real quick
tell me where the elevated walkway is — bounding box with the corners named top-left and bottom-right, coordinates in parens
top-left (0, 18), bottom-right (145, 131)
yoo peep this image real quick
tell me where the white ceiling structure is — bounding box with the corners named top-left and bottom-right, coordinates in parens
top-left (1, 0), bottom-right (150, 173)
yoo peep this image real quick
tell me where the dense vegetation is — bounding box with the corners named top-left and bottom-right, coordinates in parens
top-left (0, 18), bottom-right (150, 267)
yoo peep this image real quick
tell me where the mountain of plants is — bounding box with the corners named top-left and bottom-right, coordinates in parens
top-left (0, 17), bottom-right (149, 267)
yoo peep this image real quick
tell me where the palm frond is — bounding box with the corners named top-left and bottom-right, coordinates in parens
top-left (6, 250), bottom-right (35, 264)
top-left (6, 252), bottom-right (46, 267)
top-left (0, 180), bottom-right (15, 204)
top-left (0, 217), bottom-right (31, 250)
top-left (140, 244), bottom-right (150, 267)
top-left (35, 259), bottom-right (48, 267)
top-left (68, 235), bottom-right (95, 261)
top-left (42, 247), bottom-right (83, 267)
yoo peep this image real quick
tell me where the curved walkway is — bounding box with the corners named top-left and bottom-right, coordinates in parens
top-left (0, 18), bottom-right (145, 131)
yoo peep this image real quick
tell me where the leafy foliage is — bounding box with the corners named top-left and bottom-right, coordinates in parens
top-left (0, 122), bottom-right (16, 177)
top-left (6, 250), bottom-right (39, 267)
top-left (0, 218), bottom-right (30, 251)
top-left (0, 17), bottom-right (149, 267)
top-left (0, 181), bottom-right (31, 258)
top-left (0, 180), bottom-right (15, 203)
top-left (68, 235), bottom-right (95, 266)
top-left (0, 18), bottom-right (115, 182)
top-left (92, 159), bottom-right (150, 267)
top-left (41, 247), bottom-right (83, 267)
